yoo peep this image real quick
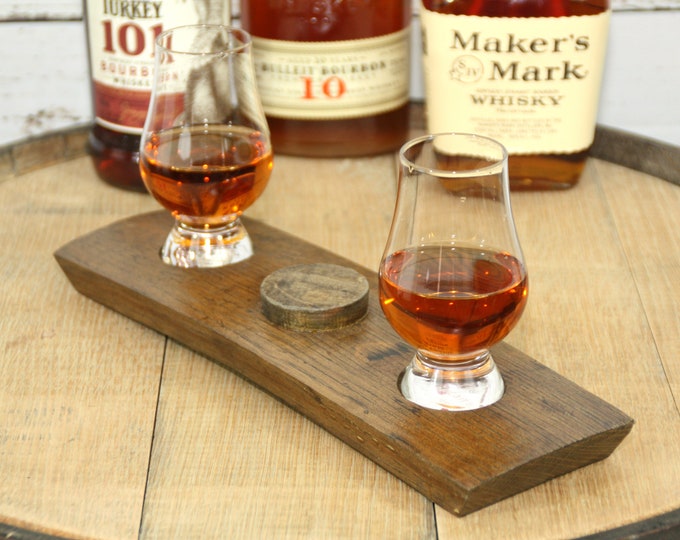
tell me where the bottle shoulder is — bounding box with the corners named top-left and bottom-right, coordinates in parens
top-left (241, 0), bottom-right (412, 40)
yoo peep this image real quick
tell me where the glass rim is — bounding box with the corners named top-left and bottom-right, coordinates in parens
top-left (399, 132), bottom-right (508, 178)
top-left (155, 24), bottom-right (251, 56)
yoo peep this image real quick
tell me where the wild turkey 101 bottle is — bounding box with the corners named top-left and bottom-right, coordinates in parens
top-left (84, 0), bottom-right (231, 190)
top-left (420, 0), bottom-right (611, 189)
top-left (240, 0), bottom-right (412, 157)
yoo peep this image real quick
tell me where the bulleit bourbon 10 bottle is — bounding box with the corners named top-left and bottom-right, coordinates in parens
top-left (420, 0), bottom-right (610, 189)
top-left (240, 0), bottom-right (412, 157)
top-left (84, 0), bottom-right (231, 190)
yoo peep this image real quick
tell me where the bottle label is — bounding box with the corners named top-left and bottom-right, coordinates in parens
top-left (421, 9), bottom-right (610, 154)
top-left (86, 0), bottom-right (229, 134)
top-left (251, 28), bottom-right (411, 120)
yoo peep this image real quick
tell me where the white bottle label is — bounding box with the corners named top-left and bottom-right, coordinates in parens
top-left (251, 28), bottom-right (411, 120)
top-left (86, 0), bottom-right (230, 133)
top-left (420, 8), bottom-right (610, 154)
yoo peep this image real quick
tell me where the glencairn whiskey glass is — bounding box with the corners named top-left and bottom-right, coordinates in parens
top-left (140, 25), bottom-right (273, 267)
top-left (379, 133), bottom-right (528, 411)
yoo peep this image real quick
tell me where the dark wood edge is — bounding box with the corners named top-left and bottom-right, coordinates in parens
top-left (0, 125), bottom-right (90, 178)
top-left (592, 125), bottom-right (680, 187)
top-left (0, 522), bottom-right (74, 540)
top-left (576, 508), bottom-right (680, 540)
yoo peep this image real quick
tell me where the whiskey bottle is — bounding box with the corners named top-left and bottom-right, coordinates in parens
top-left (240, 0), bottom-right (412, 157)
top-left (84, 0), bottom-right (231, 190)
top-left (420, 0), bottom-right (611, 189)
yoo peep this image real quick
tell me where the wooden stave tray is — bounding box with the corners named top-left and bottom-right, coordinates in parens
top-left (54, 210), bottom-right (634, 517)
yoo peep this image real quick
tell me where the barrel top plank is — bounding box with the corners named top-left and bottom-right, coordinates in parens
top-left (0, 115), bottom-right (679, 539)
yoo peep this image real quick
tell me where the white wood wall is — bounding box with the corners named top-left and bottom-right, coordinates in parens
top-left (1, 0), bottom-right (679, 147)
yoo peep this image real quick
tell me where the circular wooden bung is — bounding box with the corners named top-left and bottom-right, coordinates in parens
top-left (260, 263), bottom-right (369, 331)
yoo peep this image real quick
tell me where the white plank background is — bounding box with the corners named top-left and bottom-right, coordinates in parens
top-left (1, 0), bottom-right (679, 147)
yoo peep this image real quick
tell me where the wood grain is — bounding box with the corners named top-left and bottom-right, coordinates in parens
top-left (0, 159), bottom-right (163, 539)
top-left (54, 210), bottom-right (633, 517)
top-left (1, 145), bottom-right (679, 539)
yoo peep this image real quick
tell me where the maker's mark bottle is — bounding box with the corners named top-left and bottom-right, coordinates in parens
top-left (420, 0), bottom-right (611, 189)
top-left (240, 0), bottom-right (412, 157)
top-left (84, 0), bottom-right (231, 190)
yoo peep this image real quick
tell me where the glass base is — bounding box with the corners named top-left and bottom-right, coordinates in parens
top-left (160, 218), bottom-right (253, 268)
top-left (400, 350), bottom-right (504, 411)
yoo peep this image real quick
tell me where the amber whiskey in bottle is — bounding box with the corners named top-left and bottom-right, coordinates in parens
top-left (420, 0), bottom-right (610, 189)
top-left (84, 0), bottom-right (230, 191)
top-left (240, 0), bottom-right (412, 157)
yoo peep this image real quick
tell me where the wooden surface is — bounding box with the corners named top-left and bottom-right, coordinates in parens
top-left (53, 211), bottom-right (633, 517)
top-left (1, 121), bottom-right (680, 537)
